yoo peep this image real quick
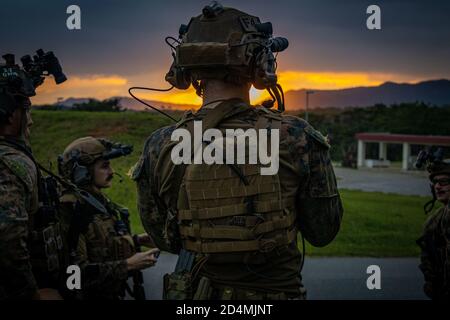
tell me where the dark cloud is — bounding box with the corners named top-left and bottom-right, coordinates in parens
top-left (1, 0), bottom-right (449, 79)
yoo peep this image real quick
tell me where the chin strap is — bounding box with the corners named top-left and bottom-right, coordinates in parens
top-left (19, 108), bottom-right (30, 146)
top-left (424, 199), bottom-right (436, 215)
top-left (424, 185), bottom-right (437, 215)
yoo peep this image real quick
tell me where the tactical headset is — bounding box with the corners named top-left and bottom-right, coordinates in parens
top-left (164, 2), bottom-right (289, 111)
top-left (58, 139), bottom-right (133, 186)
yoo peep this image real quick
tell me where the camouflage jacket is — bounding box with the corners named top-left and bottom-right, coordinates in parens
top-left (417, 205), bottom-right (450, 300)
top-left (133, 101), bottom-right (343, 295)
top-left (0, 139), bottom-right (39, 300)
top-left (59, 190), bottom-right (135, 299)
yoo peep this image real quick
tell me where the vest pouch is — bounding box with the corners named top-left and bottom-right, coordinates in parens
top-left (163, 272), bottom-right (193, 300)
top-left (112, 234), bottom-right (136, 260)
top-left (193, 276), bottom-right (213, 300)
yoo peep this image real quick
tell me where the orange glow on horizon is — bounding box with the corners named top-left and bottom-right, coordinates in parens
top-left (32, 70), bottom-right (421, 109)
top-left (278, 70), bottom-right (385, 91)
top-left (136, 88), bottom-right (202, 106)
top-left (147, 70), bottom-right (412, 107)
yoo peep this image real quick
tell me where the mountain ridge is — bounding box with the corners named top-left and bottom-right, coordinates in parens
top-left (284, 79), bottom-right (450, 109)
top-left (49, 79), bottom-right (450, 111)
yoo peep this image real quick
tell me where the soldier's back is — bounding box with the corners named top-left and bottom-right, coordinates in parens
top-left (136, 101), bottom-right (342, 299)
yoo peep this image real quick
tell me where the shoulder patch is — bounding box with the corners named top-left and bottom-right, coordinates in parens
top-left (304, 126), bottom-right (330, 149)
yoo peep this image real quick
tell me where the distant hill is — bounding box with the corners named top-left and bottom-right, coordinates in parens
top-left (54, 96), bottom-right (198, 111)
top-left (117, 96), bottom-right (198, 111)
top-left (56, 97), bottom-right (92, 108)
top-left (51, 79), bottom-right (450, 111)
top-left (284, 79), bottom-right (450, 109)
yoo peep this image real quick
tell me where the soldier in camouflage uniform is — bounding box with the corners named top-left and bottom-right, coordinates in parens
top-left (132, 2), bottom-right (343, 300)
top-left (58, 137), bottom-right (159, 299)
top-left (0, 52), bottom-right (66, 300)
top-left (0, 87), bottom-right (41, 300)
top-left (417, 151), bottom-right (450, 301)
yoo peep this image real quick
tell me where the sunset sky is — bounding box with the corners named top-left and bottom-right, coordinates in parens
top-left (2, 0), bottom-right (450, 108)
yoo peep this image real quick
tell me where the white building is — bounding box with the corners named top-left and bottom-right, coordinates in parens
top-left (355, 133), bottom-right (450, 170)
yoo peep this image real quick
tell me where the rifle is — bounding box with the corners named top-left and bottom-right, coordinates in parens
top-left (132, 234), bottom-right (146, 300)
top-left (30, 173), bottom-right (65, 288)
top-left (118, 208), bottom-right (146, 300)
top-left (37, 163), bottom-right (108, 215)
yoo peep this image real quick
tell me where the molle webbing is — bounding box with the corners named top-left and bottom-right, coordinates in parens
top-left (187, 182), bottom-right (278, 200)
top-left (178, 105), bottom-right (296, 254)
top-left (179, 211), bottom-right (296, 239)
top-left (183, 228), bottom-right (297, 253)
top-left (185, 165), bottom-right (260, 180)
top-left (178, 199), bottom-right (292, 220)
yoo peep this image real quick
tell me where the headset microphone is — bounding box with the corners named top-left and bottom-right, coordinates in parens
top-left (113, 172), bottom-right (124, 183)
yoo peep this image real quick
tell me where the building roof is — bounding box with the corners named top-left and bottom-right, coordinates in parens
top-left (355, 133), bottom-right (450, 146)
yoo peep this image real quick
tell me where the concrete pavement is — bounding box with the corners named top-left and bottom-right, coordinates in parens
top-left (134, 254), bottom-right (427, 300)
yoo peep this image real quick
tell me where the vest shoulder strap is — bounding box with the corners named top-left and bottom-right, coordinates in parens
top-left (157, 99), bottom-right (253, 205)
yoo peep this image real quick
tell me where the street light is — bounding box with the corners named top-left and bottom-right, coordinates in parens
top-left (305, 90), bottom-right (315, 122)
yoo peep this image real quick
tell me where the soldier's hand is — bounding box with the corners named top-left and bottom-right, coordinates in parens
top-left (423, 282), bottom-right (434, 299)
top-left (33, 288), bottom-right (64, 300)
top-left (137, 233), bottom-right (156, 248)
top-left (126, 248), bottom-right (160, 271)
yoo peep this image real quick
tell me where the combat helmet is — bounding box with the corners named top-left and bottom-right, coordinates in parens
top-left (0, 50), bottom-right (66, 120)
top-left (415, 147), bottom-right (450, 213)
top-left (58, 136), bottom-right (133, 186)
top-left (165, 1), bottom-right (289, 110)
top-left (428, 161), bottom-right (450, 181)
top-left (0, 54), bottom-right (33, 120)
top-left (416, 147), bottom-right (450, 180)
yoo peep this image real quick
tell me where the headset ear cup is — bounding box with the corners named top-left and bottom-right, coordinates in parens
top-left (165, 61), bottom-right (191, 90)
top-left (72, 162), bottom-right (91, 186)
top-left (176, 67), bottom-right (191, 90)
top-left (253, 50), bottom-right (277, 90)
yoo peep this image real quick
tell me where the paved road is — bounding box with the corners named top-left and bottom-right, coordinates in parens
top-left (334, 167), bottom-right (429, 196)
top-left (133, 254), bottom-right (427, 300)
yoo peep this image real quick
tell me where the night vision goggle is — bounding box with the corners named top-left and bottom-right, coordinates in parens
top-left (102, 142), bottom-right (133, 161)
top-left (0, 49), bottom-right (66, 97)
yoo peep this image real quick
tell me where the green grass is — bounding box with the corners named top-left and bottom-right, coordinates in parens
top-left (304, 190), bottom-right (431, 257)
top-left (30, 110), bottom-right (432, 257)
